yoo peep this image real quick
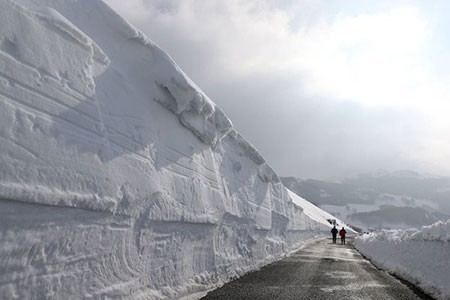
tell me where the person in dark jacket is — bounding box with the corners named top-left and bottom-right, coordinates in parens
top-left (339, 227), bottom-right (347, 245)
top-left (331, 226), bottom-right (338, 244)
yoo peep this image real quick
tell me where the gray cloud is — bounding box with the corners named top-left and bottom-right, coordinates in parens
top-left (207, 72), bottom-right (426, 179)
top-left (104, 0), bottom-right (449, 180)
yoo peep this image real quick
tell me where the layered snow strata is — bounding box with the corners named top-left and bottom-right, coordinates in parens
top-left (0, 0), bottom-right (114, 211)
top-left (355, 220), bottom-right (450, 300)
top-left (155, 73), bottom-right (233, 147)
top-left (0, 0), bottom-right (338, 299)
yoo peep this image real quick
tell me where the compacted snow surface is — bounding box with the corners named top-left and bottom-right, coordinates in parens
top-left (355, 220), bottom-right (450, 300)
top-left (0, 0), bottom-right (345, 299)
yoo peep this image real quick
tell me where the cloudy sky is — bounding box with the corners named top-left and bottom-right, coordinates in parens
top-left (105, 0), bottom-right (450, 180)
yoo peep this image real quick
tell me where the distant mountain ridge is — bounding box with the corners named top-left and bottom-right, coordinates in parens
top-left (281, 171), bottom-right (450, 229)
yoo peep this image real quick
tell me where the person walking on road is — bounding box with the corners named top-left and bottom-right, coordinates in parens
top-left (339, 227), bottom-right (347, 245)
top-left (331, 226), bottom-right (338, 244)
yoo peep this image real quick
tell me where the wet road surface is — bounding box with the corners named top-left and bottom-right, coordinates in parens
top-left (202, 238), bottom-right (433, 300)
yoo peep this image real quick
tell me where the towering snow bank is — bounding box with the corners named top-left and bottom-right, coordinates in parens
top-left (0, 1), bottom-right (340, 299)
top-left (355, 220), bottom-right (450, 300)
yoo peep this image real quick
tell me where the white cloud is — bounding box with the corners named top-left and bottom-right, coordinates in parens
top-left (300, 7), bottom-right (440, 108)
top-left (105, 1), bottom-right (445, 108)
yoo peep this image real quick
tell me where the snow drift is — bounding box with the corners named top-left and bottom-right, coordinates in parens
top-left (0, 0), bottom-right (342, 299)
top-left (355, 220), bottom-right (450, 300)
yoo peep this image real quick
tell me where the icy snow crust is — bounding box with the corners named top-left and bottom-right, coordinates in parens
top-left (355, 220), bottom-right (450, 300)
top-left (0, 0), bottom-right (342, 299)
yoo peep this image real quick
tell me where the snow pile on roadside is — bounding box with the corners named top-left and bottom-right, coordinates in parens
top-left (0, 1), bottom-right (343, 299)
top-left (355, 220), bottom-right (450, 300)
top-left (412, 219), bottom-right (450, 242)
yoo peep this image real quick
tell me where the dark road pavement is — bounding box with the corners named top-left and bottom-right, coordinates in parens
top-left (202, 238), bottom-right (433, 300)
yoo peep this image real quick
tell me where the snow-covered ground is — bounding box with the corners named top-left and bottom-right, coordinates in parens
top-left (321, 193), bottom-right (439, 222)
top-left (0, 1), bottom-right (346, 299)
top-left (355, 220), bottom-right (450, 300)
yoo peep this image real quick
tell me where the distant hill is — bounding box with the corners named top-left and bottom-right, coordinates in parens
top-left (282, 171), bottom-right (450, 229)
top-left (349, 206), bottom-right (448, 229)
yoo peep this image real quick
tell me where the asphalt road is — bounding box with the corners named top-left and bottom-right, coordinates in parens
top-left (202, 237), bottom-right (434, 300)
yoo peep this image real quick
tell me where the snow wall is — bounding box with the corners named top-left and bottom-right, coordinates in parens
top-left (355, 220), bottom-right (450, 300)
top-left (0, 0), bottom-right (336, 299)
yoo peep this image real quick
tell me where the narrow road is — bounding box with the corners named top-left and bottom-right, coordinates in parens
top-left (202, 238), bottom-right (433, 300)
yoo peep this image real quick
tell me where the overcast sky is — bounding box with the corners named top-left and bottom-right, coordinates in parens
top-left (105, 0), bottom-right (450, 180)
